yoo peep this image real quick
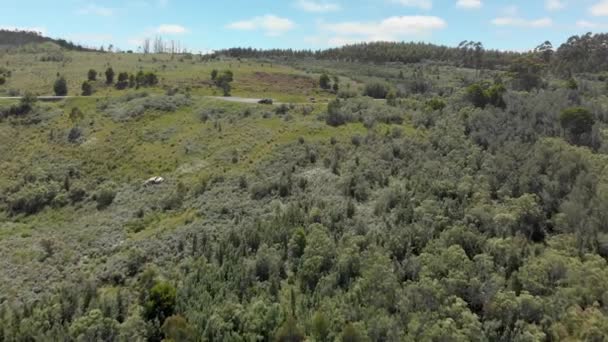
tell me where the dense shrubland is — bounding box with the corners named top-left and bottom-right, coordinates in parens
top-left (99, 92), bottom-right (191, 121)
top-left (3, 44), bottom-right (608, 341)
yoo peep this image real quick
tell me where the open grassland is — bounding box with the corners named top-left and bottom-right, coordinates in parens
top-left (0, 45), bottom-right (335, 103)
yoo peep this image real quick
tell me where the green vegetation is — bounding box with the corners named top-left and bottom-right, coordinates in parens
top-left (212, 70), bottom-right (234, 96)
top-left (2, 30), bottom-right (608, 341)
top-left (81, 81), bottom-right (93, 96)
top-left (466, 82), bottom-right (506, 109)
top-left (88, 69), bottom-right (97, 81)
top-left (54, 76), bottom-right (68, 96)
top-left (363, 81), bottom-right (390, 99)
top-left (560, 107), bottom-right (595, 147)
top-left (319, 73), bottom-right (331, 90)
top-left (105, 67), bottom-right (115, 85)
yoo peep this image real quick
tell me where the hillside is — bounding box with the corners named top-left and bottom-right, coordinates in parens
top-left (0, 29), bottom-right (94, 51)
top-left (1, 38), bottom-right (608, 341)
top-left (217, 33), bottom-right (608, 75)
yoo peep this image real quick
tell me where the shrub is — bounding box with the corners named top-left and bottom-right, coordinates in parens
top-left (4, 92), bottom-right (37, 117)
top-left (54, 77), bottom-right (68, 96)
top-left (214, 70), bottom-right (233, 96)
top-left (319, 73), bottom-right (331, 90)
top-left (105, 67), bottom-right (115, 84)
top-left (220, 81), bottom-right (231, 96)
top-left (116, 72), bottom-right (129, 90)
top-left (81, 81), bottom-right (93, 96)
top-left (0, 76), bottom-right (5, 85)
top-left (161, 183), bottom-right (187, 211)
top-left (275, 316), bottom-right (305, 342)
top-left (275, 104), bottom-right (289, 115)
top-left (67, 127), bottom-right (83, 143)
top-left (466, 83), bottom-right (506, 109)
top-left (133, 71), bottom-right (159, 88)
top-left (486, 84), bottom-right (507, 109)
top-left (69, 186), bottom-right (87, 203)
top-left (129, 74), bottom-right (136, 88)
top-left (250, 181), bottom-right (277, 200)
top-left (144, 281), bottom-right (176, 323)
top-left (144, 72), bottom-right (158, 86)
top-left (162, 315), bottom-right (195, 342)
top-left (338, 88), bottom-right (358, 99)
top-left (560, 107), bottom-right (595, 146)
top-left (8, 182), bottom-right (60, 215)
top-left (466, 84), bottom-right (487, 108)
top-left (326, 99), bottom-right (348, 127)
top-left (69, 107), bottom-right (84, 123)
top-left (426, 98), bottom-right (446, 111)
top-left (386, 90), bottom-right (397, 106)
top-left (94, 184), bottom-right (116, 210)
top-left (363, 81), bottom-right (389, 99)
top-left (87, 69), bottom-right (97, 81)
top-left (103, 94), bottom-right (191, 121)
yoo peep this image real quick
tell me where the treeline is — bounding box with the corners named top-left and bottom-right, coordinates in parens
top-left (554, 32), bottom-right (608, 74)
top-left (216, 33), bottom-right (608, 74)
top-left (0, 29), bottom-right (95, 51)
top-left (216, 42), bottom-right (520, 69)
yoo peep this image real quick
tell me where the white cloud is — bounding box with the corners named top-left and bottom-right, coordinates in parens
top-left (576, 20), bottom-right (608, 28)
top-left (456, 0), bottom-right (482, 9)
top-left (77, 4), bottom-right (115, 16)
top-left (296, 0), bottom-right (340, 12)
top-left (501, 5), bottom-right (519, 16)
top-left (590, 0), bottom-right (608, 16)
top-left (227, 15), bottom-right (295, 36)
top-left (328, 36), bottom-right (364, 46)
top-left (392, 0), bottom-right (432, 10)
top-left (322, 15), bottom-right (446, 45)
top-left (492, 17), bottom-right (553, 28)
top-left (545, 0), bottom-right (566, 11)
top-left (156, 24), bottom-right (189, 34)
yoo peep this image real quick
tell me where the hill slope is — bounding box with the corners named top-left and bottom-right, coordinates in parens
top-left (1, 48), bottom-right (608, 341)
top-left (0, 29), bottom-right (94, 51)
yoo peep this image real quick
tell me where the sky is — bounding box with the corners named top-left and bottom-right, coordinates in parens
top-left (2, 0), bottom-right (608, 53)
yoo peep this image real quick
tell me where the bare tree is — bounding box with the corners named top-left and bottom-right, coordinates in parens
top-left (143, 38), bottom-right (151, 54)
top-left (154, 36), bottom-right (164, 54)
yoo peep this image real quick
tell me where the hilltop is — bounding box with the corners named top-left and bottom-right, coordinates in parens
top-left (0, 29), bottom-right (95, 52)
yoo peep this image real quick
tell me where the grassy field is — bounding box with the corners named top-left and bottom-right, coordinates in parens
top-left (0, 45), bottom-right (338, 103)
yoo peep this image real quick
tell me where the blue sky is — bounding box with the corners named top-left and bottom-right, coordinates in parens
top-left (2, 0), bottom-right (608, 53)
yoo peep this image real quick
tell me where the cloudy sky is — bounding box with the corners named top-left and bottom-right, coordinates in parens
top-left (2, 0), bottom-right (608, 52)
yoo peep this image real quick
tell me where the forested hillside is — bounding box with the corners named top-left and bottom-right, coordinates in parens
top-left (219, 32), bottom-right (608, 74)
top-left (0, 29), bottom-right (94, 51)
top-left (1, 35), bottom-right (608, 341)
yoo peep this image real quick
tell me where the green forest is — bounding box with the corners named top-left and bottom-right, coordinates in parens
top-left (2, 29), bottom-right (608, 341)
